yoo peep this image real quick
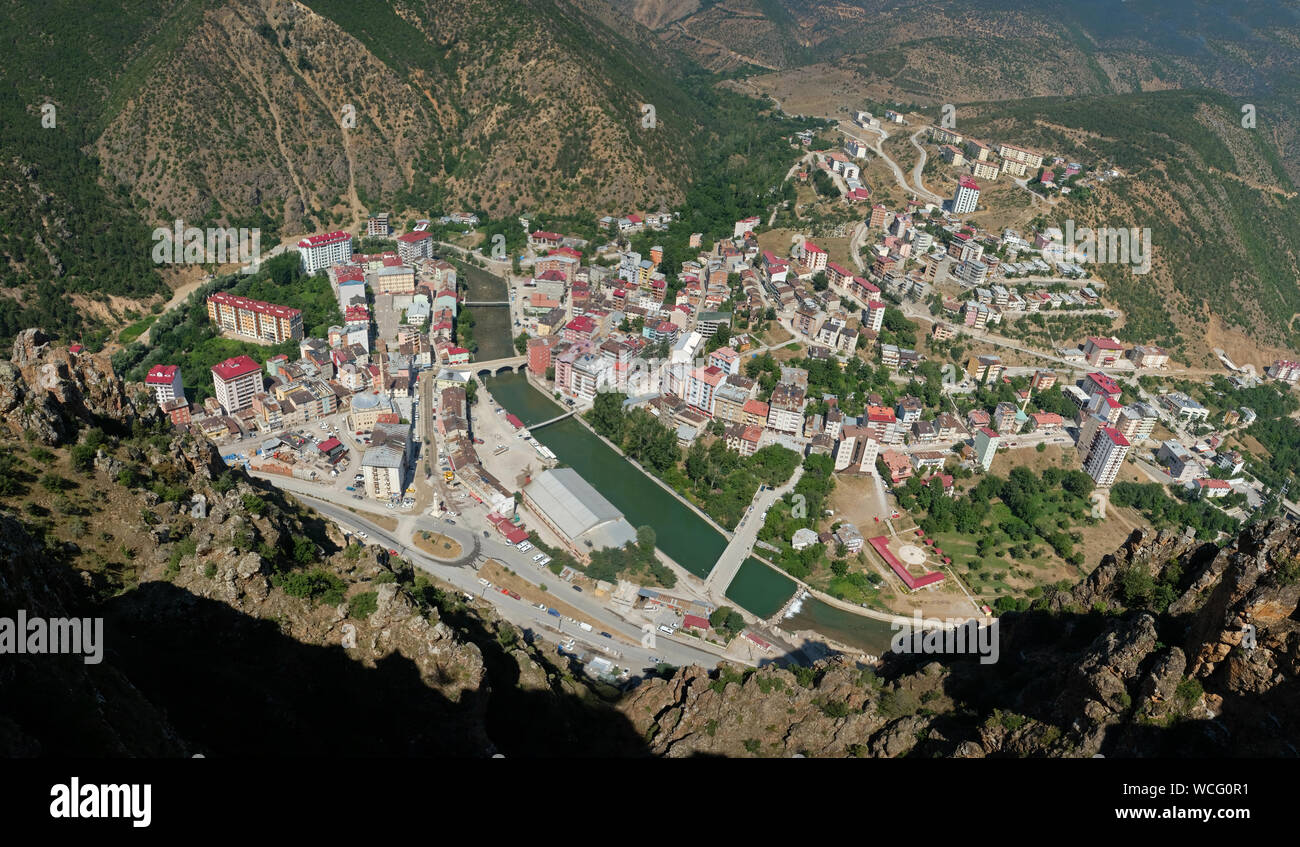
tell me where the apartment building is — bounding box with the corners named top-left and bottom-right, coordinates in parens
top-left (297, 231), bottom-right (353, 275)
top-left (211, 355), bottom-right (263, 414)
top-left (207, 292), bottom-right (303, 343)
top-left (145, 364), bottom-right (185, 406)
top-left (766, 383), bottom-right (806, 434)
top-left (1084, 427), bottom-right (1131, 486)
top-left (396, 230), bottom-right (433, 263)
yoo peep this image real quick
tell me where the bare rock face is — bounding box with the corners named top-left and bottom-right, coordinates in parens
top-left (0, 329), bottom-right (143, 444)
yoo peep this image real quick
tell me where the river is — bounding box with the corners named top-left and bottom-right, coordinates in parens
top-left (485, 371), bottom-right (897, 656)
top-left (448, 257), bottom-right (512, 361)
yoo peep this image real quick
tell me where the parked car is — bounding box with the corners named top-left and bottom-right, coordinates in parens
top-left (516, 541), bottom-right (533, 553)
top-left (356, 532), bottom-right (368, 539)
top-left (572, 585), bottom-right (583, 593)
top-left (388, 549), bottom-right (398, 556)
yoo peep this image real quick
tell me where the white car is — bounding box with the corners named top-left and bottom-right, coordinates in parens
top-left (516, 541), bottom-right (533, 553)
top-left (357, 531), bottom-right (368, 539)
top-left (532, 553), bottom-right (545, 562)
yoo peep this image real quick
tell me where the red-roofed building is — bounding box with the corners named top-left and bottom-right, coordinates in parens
top-left (801, 241), bottom-right (828, 271)
top-left (1083, 426), bottom-right (1130, 486)
top-left (1195, 478), bottom-right (1231, 498)
top-left (211, 356), bottom-right (262, 414)
top-left (1083, 336), bottom-right (1124, 367)
top-left (207, 292), bottom-right (303, 343)
top-left (317, 437), bottom-right (345, 461)
top-left (145, 364), bottom-right (185, 405)
top-left (682, 614), bottom-right (710, 630)
top-left (1029, 412), bottom-right (1065, 433)
top-left (395, 230), bottom-right (433, 262)
top-left (1082, 371), bottom-right (1122, 400)
top-left (528, 231), bottom-right (563, 249)
top-left (563, 315), bottom-right (596, 344)
top-left (742, 399), bottom-right (769, 427)
top-left (298, 231), bottom-right (353, 274)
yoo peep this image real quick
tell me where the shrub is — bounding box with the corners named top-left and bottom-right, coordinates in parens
top-left (275, 569), bottom-right (346, 606)
top-left (347, 591), bottom-right (379, 619)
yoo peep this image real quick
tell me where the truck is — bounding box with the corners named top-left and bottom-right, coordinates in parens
top-left (578, 622), bottom-right (593, 632)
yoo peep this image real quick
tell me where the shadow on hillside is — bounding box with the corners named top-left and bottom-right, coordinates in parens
top-left (100, 580), bottom-right (652, 757)
top-left (880, 605), bottom-right (1300, 757)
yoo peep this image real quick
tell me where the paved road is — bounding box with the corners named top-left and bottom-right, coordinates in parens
top-left (256, 473), bottom-right (730, 670)
top-left (838, 121), bottom-right (943, 205)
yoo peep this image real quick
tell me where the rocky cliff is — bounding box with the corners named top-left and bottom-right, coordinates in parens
top-left (622, 522), bottom-right (1300, 757)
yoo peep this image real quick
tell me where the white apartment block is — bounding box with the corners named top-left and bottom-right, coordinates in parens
top-left (297, 231), bottom-right (353, 275)
top-left (1083, 427), bottom-right (1131, 487)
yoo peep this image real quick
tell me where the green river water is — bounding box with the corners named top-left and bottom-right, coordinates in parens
top-left (485, 372), bottom-right (897, 656)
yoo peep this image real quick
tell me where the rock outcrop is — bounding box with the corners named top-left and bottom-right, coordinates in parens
top-left (0, 328), bottom-right (144, 444)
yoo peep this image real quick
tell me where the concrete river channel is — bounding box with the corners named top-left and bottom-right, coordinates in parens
top-left (485, 371), bottom-right (897, 656)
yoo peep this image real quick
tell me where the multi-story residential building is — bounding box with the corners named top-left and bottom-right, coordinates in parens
top-left (931, 322), bottom-right (955, 342)
top-left (1126, 345), bottom-right (1170, 369)
top-left (971, 160), bottom-right (1000, 180)
top-left (685, 366), bottom-right (726, 417)
top-left (361, 422), bottom-right (410, 500)
top-left (1161, 392), bottom-right (1210, 422)
top-left (993, 401), bottom-right (1022, 434)
top-left (863, 300), bottom-right (887, 333)
top-left (1031, 369), bottom-right (1058, 392)
top-left (297, 231), bottom-right (353, 275)
top-left (952, 177), bottom-right (980, 214)
top-left (569, 352), bottom-right (607, 403)
top-left (996, 143), bottom-right (1044, 170)
top-left (934, 412), bottom-right (963, 442)
top-left (366, 213), bottom-right (390, 237)
top-left (791, 308), bottom-right (816, 338)
top-left (1267, 360), bottom-right (1300, 383)
top-left (395, 230), bottom-right (433, 263)
top-left (1115, 403), bottom-right (1158, 442)
top-left (211, 355), bottom-right (263, 414)
top-left (967, 354), bottom-right (1003, 384)
top-left (929, 126), bottom-right (964, 146)
top-left (708, 346), bottom-right (740, 375)
top-left (723, 423), bottom-right (763, 457)
top-left (1083, 427), bottom-right (1130, 486)
top-left (974, 427), bottom-right (1000, 471)
top-left (207, 292), bottom-right (303, 343)
top-left (896, 396), bottom-right (923, 425)
top-left (999, 158), bottom-right (1028, 177)
top-left (800, 241), bottom-right (828, 272)
top-left (145, 364), bottom-right (185, 406)
top-left (372, 263), bottom-right (417, 295)
top-left (1082, 336), bottom-right (1124, 367)
top-left (766, 383), bottom-right (805, 434)
top-left (713, 381), bottom-right (751, 425)
top-left (563, 315), bottom-right (597, 345)
top-left (1082, 371), bottom-right (1122, 401)
top-left (833, 424), bottom-right (880, 474)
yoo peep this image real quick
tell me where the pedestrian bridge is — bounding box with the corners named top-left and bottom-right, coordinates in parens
top-left (529, 410), bottom-right (575, 430)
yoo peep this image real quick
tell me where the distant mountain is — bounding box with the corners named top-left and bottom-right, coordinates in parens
top-left (0, 0), bottom-right (805, 346)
